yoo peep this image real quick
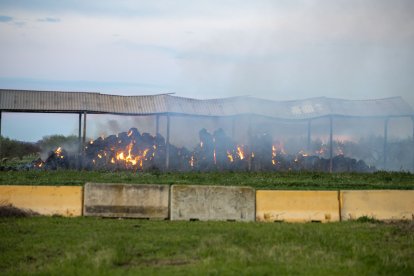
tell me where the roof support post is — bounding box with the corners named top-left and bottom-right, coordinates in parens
top-left (77, 113), bottom-right (82, 170)
top-left (307, 119), bottom-right (312, 152)
top-left (82, 111), bottom-right (87, 169)
top-left (0, 111), bottom-right (2, 159)
top-left (155, 114), bottom-right (160, 136)
top-left (383, 117), bottom-right (389, 170)
top-left (165, 113), bottom-right (170, 171)
top-left (412, 116), bottom-right (414, 173)
top-left (329, 116), bottom-right (333, 173)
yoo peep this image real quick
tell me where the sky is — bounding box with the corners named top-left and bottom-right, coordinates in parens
top-left (1, 0), bottom-right (414, 141)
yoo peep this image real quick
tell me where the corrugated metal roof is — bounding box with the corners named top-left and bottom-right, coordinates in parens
top-left (1, 89), bottom-right (413, 119)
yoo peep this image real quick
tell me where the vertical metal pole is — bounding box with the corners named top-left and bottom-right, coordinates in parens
top-left (383, 117), bottom-right (389, 170)
top-left (307, 119), bottom-right (312, 151)
top-left (0, 110), bottom-right (3, 158)
top-left (0, 111), bottom-right (2, 158)
top-left (155, 114), bottom-right (160, 136)
top-left (166, 113), bottom-right (170, 170)
top-left (329, 116), bottom-right (333, 173)
top-left (78, 113), bottom-right (82, 170)
top-left (412, 116), bottom-right (414, 173)
top-left (82, 112), bottom-right (87, 168)
top-left (83, 112), bottom-right (87, 145)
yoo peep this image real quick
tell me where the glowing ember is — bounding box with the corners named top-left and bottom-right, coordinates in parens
top-left (227, 151), bottom-right (234, 162)
top-left (237, 146), bottom-right (245, 160)
top-left (55, 147), bottom-right (62, 155)
top-left (213, 149), bottom-right (217, 164)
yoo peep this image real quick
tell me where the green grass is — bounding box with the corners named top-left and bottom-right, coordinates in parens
top-left (0, 217), bottom-right (413, 275)
top-left (1, 170), bottom-right (414, 190)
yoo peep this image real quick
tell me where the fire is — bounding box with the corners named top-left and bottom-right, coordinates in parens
top-left (227, 151), bottom-right (234, 162)
top-left (54, 147), bottom-right (64, 159)
top-left (190, 155), bottom-right (195, 167)
top-left (38, 126), bottom-right (365, 172)
top-left (336, 147), bottom-right (344, 156)
top-left (315, 147), bottom-right (325, 156)
top-left (213, 149), bottom-right (217, 164)
top-left (113, 141), bottom-right (150, 168)
top-left (236, 146), bottom-right (245, 160)
top-left (272, 145), bottom-right (277, 165)
top-left (55, 147), bottom-right (62, 155)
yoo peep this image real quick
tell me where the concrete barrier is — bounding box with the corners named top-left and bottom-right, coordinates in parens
top-left (340, 190), bottom-right (414, 221)
top-left (0, 185), bottom-right (83, 216)
top-left (170, 185), bottom-right (255, 221)
top-left (83, 183), bottom-right (169, 219)
top-left (256, 190), bottom-right (340, 223)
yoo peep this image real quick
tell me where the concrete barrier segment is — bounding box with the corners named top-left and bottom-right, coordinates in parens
top-left (0, 185), bottom-right (83, 216)
top-left (256, 190), bottom-right (340, 223)
top-left (340, 190), bottom-right (414, 221)
top-left (170, 185), bottom-right (255, 221)
top-left (83, 183), bottom-right (169, 219)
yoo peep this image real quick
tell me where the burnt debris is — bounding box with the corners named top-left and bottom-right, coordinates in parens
top-left (26, 127), bottom-right (374, 173)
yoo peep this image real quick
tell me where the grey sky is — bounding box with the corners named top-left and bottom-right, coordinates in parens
top-left (1, 0), bottom-right (413, 141)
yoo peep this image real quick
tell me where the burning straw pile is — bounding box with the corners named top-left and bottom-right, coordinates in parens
top-left (33, 127), bottom-right (373, 173)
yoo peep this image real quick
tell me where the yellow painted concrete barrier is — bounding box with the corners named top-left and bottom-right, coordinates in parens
top-left (340, 190), bottom-right (414, 221)
top-left (0, 185), bottom-right (83, 216)
top-left (256, 190), bottom-right (340, 223)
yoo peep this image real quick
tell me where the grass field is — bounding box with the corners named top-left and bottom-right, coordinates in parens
top-left (0, 217), bottom-right (413, 275)
top-left (1, 170), bottom-right (414, 190)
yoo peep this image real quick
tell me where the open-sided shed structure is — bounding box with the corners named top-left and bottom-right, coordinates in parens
top-left (1, 89), bottom-right (413, 171)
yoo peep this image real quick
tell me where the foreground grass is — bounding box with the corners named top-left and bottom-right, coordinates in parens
top-left (0, 217), bottom-right (413, 275)
top-left (1, 170), bottom-right (414, 190)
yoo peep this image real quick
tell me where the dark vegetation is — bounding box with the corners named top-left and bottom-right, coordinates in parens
top-left (0, 134), bottom-right (78, 167)
top-left (0, 204), bottom-right (39, 218)
top-left (0, 136), bottom-right (40, 160)
top-left (0, 134), bottom-right (77, 160)
top-left (0, 217), bottom-right (413, 274)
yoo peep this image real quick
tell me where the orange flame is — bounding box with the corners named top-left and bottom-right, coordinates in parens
top-left (227, 151), bottom-right (234, 162)
top-left (55, 147), bottom-right (64, 159)
top-left (236, 146), bottom-right (245, 160)
top-left (213, 149), bottom-right (217, 164)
